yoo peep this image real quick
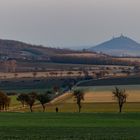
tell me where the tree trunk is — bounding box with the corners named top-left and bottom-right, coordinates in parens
top-left (119, 105), bottom-right (122, 113)
top-left (22, 102), bottom-right (24, 107)
top-left (30, 106), bottom-right (33, 112)
top-left (78, 104), bottom-right (81, 113)
top-left (3, 104), bottom-right (5, 111)
top-left (42, 104), bottom-right (46, 112)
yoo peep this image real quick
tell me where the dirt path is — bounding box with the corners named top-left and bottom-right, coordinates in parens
top-left (49, 92), bottom-right (73, 104)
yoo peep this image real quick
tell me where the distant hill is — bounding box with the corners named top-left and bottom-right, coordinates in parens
top-left (89, 35), bottom-right (140, 56)
top-left (0, 38), bottom-right (109, 62)
top-left (0, 39), bottom-right (80, 61)
top-left (0, 38), bottom-right (135, 66)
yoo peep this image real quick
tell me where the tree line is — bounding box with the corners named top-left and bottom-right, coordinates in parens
top-left (51, 55), bottom-right (136, 66)
top-left (17, 87), bottom-right (128, 113)
top-left (17, 92), bottom-right (51, 112)
top-left (0, 87), bottom-right (127, 113)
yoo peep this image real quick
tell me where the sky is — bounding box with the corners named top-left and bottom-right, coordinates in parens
top-left (0, 0), bottom-right (140, 48)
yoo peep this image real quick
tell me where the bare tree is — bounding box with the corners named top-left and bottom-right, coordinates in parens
top-left (73, 90), bottom-right (85, 113)
top-left (83, 70), bottom-right (89, 78)
top-left (45, 73), bottom-right (49, 78)
top-left (32, 72), bottom-right (37, 78)
top-left (0, 91), bottom-right (11, 111)
top-left (78, 71), bottom-right (82, 77)
top-left (37, 93), bottom-right (50, 112)
top-left (112, 87), bottom-right (127, 113)
top-left (14, 73), bottom-right (18, 79)
top-left (53, 86), bottom-right (60, 95)
top-left (67, 71), bottom-right (73, 77)
top-left (60, 71), bottom-right (63, 78)
top-left (24, 92), bottom-right (37, 112)
top-left (17, 93), bottom-right (27, 107)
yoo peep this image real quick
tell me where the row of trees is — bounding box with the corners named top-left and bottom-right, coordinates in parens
top-left (17, 92), bottom-right (50, 112)
top-left (17, 87), bottom-right (127, 113)
top-left (51, 55), bottom-right (136, 66)
top-left (0, 87), bottom-right (127, 113)
top-left (74, 87), bottom-right (127, 113)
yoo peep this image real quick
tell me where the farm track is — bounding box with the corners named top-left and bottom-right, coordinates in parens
top-left (50, 92), bottom-right (73, 104)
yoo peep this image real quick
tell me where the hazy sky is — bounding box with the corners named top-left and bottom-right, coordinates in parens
top-left (0, 0), bottom-right (140, 48)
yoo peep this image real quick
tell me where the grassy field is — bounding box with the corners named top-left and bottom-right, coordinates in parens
top-left (7, 84), bottom-right (140, 112)
top-left (2, 84), bottom-right (140, 139)
top-left (10, 98), bottom-right (140, 113)
top-left (32, 102), bottom-right (140, 113)
top-left (0, 112), bottom-right (140, 139)
top-left (0, 78), bottom-right (66, 92)
top-left (76, 84), bottom-right (140, 92)
top-left (77, 77), bottom-right (140, 87)
top-left (52, 85), bottom-right (140, 103)
top-left (5, 88), bottom-right (48, 94)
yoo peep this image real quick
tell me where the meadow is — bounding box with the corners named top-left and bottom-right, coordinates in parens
top-left (1, 80), bottom-right (140, 139)
top-left (6, 84), bottom-right (140, 112)
top-left (0, 112), bottom-right (140, 140)
top-left (9, 95), bottom-right (140, 113)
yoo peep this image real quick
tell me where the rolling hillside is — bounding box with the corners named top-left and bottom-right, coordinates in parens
top-left (0, 38), bottom-right (117, 66)
top-left (0, 38), bottom-right (135, 67)
top-left (0, 39), bottom-right (78, 61)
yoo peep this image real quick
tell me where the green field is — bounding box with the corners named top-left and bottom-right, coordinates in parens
top-left (77, 77), bottom-right (140, 87)
top-left (0, 112), bottom-right (140, 140)
top-left (7, 97), bottom-right (140, 112)
top-left (5, 88), bottom-right (48, 94)
top-left (1, 83), bottom-right (140, 139)
top-left (75, 84), bottom-right (140, 92)
top-left (43, 103), bottom-right (140, 113)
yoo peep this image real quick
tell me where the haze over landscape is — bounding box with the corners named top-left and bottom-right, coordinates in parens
top-left (0, 0), bottom-right (140, 48)
top-left (1, 1), bottom-right (140, 140)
